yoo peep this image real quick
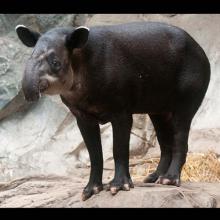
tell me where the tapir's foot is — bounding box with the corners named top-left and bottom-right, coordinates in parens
top-left (155, 174), bottom-right (180, 186)
top-left (143, 172), bottom-right (160, 183)
top-left (81, 183), bottom-right (103, 201)
top-left (106, 175), bottom-right (134, 195)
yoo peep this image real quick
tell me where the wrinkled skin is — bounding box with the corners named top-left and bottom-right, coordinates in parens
top-left (16, 22), bottom-right (210, 201)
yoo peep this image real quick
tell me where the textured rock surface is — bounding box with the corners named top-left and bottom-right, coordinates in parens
top-left (0, 14), bottom-right (220, 185)
top-left (0, 173), bottom-right (219, 208)
top-left (0, 37), bottom-right (29, 109)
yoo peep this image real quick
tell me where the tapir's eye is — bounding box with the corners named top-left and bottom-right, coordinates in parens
top-left (47, 53), bottom-right (61, 72)
top-left (52, 59), bottom-right (61, 70)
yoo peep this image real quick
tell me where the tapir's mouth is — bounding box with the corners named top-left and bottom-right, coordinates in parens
top-left (39, 78), bottom-right (49, 93)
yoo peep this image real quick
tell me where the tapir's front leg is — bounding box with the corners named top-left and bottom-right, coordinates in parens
top-left (107, 113), bottom-right (134, 195)
top-left (76, 117), bottom-right (103, 201)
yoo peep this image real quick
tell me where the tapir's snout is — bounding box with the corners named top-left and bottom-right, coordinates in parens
top-left (22, 59), bottom-right (41, 102)
top-left (22, 76), bottom-right (40, 102)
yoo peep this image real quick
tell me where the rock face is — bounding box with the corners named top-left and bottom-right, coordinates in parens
top-left (0, 14), bottom-right (220, 185)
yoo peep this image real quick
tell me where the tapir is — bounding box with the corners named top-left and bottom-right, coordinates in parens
top-left (16, 22), bottom-right (210, 200)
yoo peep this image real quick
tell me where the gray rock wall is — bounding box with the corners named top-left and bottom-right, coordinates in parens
top-left (0, 14), bottom-right (219, 182)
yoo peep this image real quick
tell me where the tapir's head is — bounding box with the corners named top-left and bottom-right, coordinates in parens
top-left (16, 25), bottom-right (89, 101)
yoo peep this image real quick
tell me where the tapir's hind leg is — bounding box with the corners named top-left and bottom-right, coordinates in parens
top-left (156, 89), bottom-right (208, 186)
top-left (156, 109), bottom-right (192, 186)
top-left (144, 113), bottom-right (174, 183)
top-left (145, 88), bottom-right (208, 185)
top-left (149, 52), bottom-right (210, 186)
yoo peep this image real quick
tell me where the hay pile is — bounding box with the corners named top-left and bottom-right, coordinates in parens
top-left (130, 151), bottom-right (220, 182)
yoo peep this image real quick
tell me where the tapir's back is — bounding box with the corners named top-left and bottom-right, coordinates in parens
top-left (87, 22), bottom-right (204, 71)
top-left (88, 22), bottom-right (187, 63)
top-left (83, 22), bottom-right (210, 113)
top-left (86, 22), bottom-right (198, 86)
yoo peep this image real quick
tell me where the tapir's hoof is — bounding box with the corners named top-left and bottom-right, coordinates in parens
top-left (81, 184), bottom-right (103, 201)
top-left (106, 177), bottom-right (134, 195)
top-left (155, 176), bottom-right (180, 186)
top-left (143, 172), bottom-right (159, 183)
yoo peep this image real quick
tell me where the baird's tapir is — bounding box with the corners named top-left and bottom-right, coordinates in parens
top-left (16, 22), bottom-right (210, 200)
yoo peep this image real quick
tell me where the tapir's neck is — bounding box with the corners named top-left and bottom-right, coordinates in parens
top-left (60, 48), bottom-right (89, 105)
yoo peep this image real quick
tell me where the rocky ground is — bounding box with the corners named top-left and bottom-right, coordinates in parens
top-left (0, 168), bottom-right (219, 208)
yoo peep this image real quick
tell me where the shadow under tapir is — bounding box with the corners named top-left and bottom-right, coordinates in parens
top-left (16, 22), bottom-right (210, 200)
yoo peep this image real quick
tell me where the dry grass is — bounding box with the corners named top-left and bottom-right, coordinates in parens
top-left (130, 151), bottom-right (220, 182)
top-left (182, 151), bottom-right (220, 182)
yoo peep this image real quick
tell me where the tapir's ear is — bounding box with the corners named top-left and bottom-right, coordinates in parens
top-left (65, 26), bottom-right (89, 50)
top-left (15, 25), bottom-right (41, 47)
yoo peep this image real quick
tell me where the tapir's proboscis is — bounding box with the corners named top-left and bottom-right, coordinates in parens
top-left (16, 22), bottom-right (210, 201)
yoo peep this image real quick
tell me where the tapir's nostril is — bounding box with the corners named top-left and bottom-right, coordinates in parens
top-left (39, 79), bottom-right (49, 92)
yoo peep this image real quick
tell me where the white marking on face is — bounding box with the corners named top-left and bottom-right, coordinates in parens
top-left (40, 74), bottom-right (59, 83)
top-left (39, 73), bottom-right (65, 95)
